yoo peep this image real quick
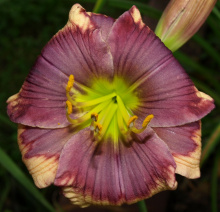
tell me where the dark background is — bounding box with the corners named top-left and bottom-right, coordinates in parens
top-left (0, 0), bottom-right (219, 211)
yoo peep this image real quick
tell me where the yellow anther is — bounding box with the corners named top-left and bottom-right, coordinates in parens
top-left (127, 114), bottom-right (154, 134)
top-left (91, 112), bottom-right (99, 122)
top-left (66, 75), bottom-right (74, 92)
top-left (66, 100), bottom-right (73, 115)
top-left (142, 114), bottom-right (154, 128)
top-left (95, 123), bottom-right (103, 133)
top-left (95, 123), bottom-right (102, 136)
top-left (127, 115), bottom-right (138, 128)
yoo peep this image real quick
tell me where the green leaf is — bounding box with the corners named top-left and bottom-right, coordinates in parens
top-left (211, 148), bottom-right (220, 212)
top-left (192, 34), bottom-right (220, 67)
top-left (212, 6), bottom-right (220, 20)
top-left (174, 51), bottom-right (220, 93)
top-left (201, 124), bottom-right (220, 167)
top-left (0, 148), bottom-right (55, 212)
top-left (0, 182), bottom-right (10, 211)
top-left (207, 16), bottom-right (220, 38)
top-left (93, 0), bottom-right (107, 13)
top-left (0, 114), bottom-right (17, 130)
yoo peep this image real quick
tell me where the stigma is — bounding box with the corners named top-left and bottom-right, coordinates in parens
top-left (65, 75), bottom-right (154, 141)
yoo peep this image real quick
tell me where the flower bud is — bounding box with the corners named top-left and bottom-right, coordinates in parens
top-left (155, 0), bottom-right (216, 52)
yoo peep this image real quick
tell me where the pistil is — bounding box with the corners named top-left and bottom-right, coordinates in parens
top-left (65, 75), bottom-right (154, 142)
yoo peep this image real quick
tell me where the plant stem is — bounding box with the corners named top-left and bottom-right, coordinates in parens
top-left (138, 200), bottom-right (148, 212)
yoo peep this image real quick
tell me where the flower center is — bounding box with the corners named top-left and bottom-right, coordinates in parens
top-left (65, 75), bottom-right (153, 142)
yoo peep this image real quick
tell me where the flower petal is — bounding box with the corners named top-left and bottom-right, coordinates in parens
top-left (54, 128), bottom-right (177, 206)
top-left (135, 86), bottom-right (214, 127)
top-left (7, 4), bottom-right (114, 128)
top-left (90, 13), bottom-right (115, 41)
top-left (108, 5), bottom-right (172, 84)
top-left (153, 121), bottom-right (201, 178)
top-left (18, 124), bottom-right (73, 188)
top-left (107, 6), bottom-right (214, 127)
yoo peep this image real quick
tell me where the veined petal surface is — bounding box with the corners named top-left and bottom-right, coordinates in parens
top-left (90, 13), bottom-right (115, 41)
top-left (7, 4), bottom-right (114, 128)
top-left (6, 3), bottom-right (215, 207)
top-left (54, 128), bottom-right (177, 205)
top-left (107, 6), bottom-right (214, 127)
top-left (153, 121), bottom-right (201, 179)
top-left (18, 125), bottom-right (73, 188)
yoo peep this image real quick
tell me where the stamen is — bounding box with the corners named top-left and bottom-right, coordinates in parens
top-left (90, 112), bottom-right (99, 131)
top-left (66, 100), bottom-right (73, 115)
top-left (117, 108), bottom-right (127, 133)
top-left (64, 76), bottom-right (143, 141)
top-left (117, 95), bottom-right (130, 123)
top-left (66, 75), bottom-right (74, 92)
top-left (79, 100), bottom-right (111, 123)
top-left (127, 114), bottom-right (154, 134)
top-left (142, 114), bottom-right (154, 128)
top-left (127, 115), bottom-right (138, 128)
top-left (95, 123), bottom-right (103, 134)
top-left (97, 102), bottom-right (118, 139)
top-left (91, 112), bottom-right (99, 122)
top-left (77, 92), bottom-right (116, 107)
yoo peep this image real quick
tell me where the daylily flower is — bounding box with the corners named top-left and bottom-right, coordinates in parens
top-left (7, 4), bottom-right (214, 206)
top-left (155, 0), bottom-right (216, 52)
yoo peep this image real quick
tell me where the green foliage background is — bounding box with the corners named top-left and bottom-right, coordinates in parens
top-left (0, 0), bottom-right (219, 211)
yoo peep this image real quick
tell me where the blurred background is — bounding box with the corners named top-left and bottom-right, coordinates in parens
top-left (0, 0), bottom-right (219, 211)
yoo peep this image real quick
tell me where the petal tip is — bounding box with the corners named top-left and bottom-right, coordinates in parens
top-left (24, 155), bottom-right (58, 188)
top-left (7, 93), bottom-right (20, 121)
top-left (174, 155), bottom-right (201, 179)
top-left (69, 3), bottom-right (85, 19)
top-left (197, 91), bottom-right (215, 116)
top-left (129, 5), bottom-right (143, 25)
top-left (18, 125), bottom-right (59, 188)
top-left (68, 3), bottom-right (94, 32)
top-left (167, 165), bottom-right (178, 189)
top-left (63, 187), bottom-right (90, 208)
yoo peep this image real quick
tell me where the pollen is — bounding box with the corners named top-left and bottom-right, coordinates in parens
top-left (142, 114), bottom-right (154, 127)
top-left (66, 75), bottom-right (74, 92)
top-left (64, 76), bottom-right (141, 142)
top-left (91, 112), bottom-right (99, 122)
top-left (127, 114), bottom-right (154, 134)
top-left (66, 100), bottom-right (73, 115)
top-left (127, 115), bottom-right (138, 128)
top-left (95, 123), bottom-right (103, 133)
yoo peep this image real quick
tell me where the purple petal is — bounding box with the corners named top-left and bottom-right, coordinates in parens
top-left (107, 6), bottom-right (214, 127)
top-left (54, 128), bottom-right (177, 205)
top-left (153, 121), bottom-right (201, 178)
top-left (90, 13), bottom-right (115, 41)
top-left (18, 124), bottom-right (73, 188)
top-left (134, 71), bottom-right (215, 127)
top-left (107, 5), bottom-right (168, 83)
top-left (7, 4), bottom-right (114, 128)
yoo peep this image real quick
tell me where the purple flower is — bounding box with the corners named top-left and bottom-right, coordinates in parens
top-left (7, 4), bottom-right (214, 206)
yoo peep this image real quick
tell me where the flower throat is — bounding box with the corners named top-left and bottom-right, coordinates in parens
top-left (65, 75), bottom-right (153, 142)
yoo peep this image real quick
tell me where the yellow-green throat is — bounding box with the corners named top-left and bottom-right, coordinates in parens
top-left (65, 75), bottom-right (154, 142)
